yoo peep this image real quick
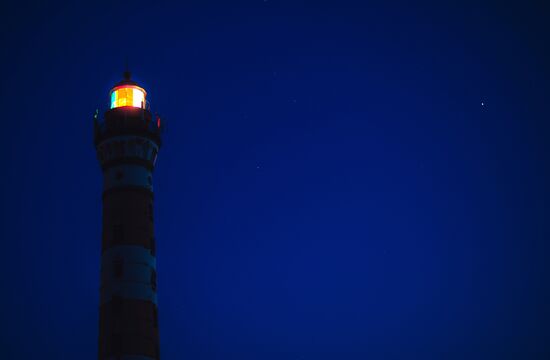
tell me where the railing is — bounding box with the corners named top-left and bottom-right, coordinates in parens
top-left (93, 107), bottom-right (163, 144)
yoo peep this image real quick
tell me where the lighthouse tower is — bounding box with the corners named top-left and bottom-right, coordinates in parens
top-left (94, 72), bottom-right (161, 360)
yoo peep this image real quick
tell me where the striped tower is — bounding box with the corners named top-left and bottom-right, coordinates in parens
top-left (94, 71), bottom-right (162, 360)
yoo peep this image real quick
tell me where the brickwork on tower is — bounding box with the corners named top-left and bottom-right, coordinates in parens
top-left (94, 73), bottom-right (162, 360)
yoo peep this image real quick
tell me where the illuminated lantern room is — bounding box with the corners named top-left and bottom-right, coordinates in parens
top-left (110, 85), bottom-right (146, 109)
top-left (109, 71), bottom-right (147, 109)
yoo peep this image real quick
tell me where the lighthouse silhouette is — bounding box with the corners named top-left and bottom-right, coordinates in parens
top-left (94, 71), bottom-right (162, 359)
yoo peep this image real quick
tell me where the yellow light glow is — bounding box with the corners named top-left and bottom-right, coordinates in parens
top-left (110, 85), bottom-right (146, 109)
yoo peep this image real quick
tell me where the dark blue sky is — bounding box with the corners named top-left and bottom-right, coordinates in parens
top-left (1, 1), bottom-right (549, 359)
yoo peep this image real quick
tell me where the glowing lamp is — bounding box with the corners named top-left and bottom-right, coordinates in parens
top-left (110, 85), bottom-right (147, 109)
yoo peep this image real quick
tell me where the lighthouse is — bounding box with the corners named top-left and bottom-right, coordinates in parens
top-left (94, 71), bottom-right (162, 359)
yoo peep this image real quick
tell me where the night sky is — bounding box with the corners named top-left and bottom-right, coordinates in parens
top-left (1, 1), bottom-right (550, 359)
